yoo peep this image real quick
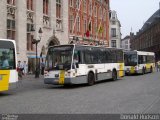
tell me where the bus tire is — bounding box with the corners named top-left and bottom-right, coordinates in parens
top-left (150, 66), bottom-right (153, 73)
top-left (87, 72), bottom-right (95, 86)
top-left (112, 70), bottom-right (117, 81)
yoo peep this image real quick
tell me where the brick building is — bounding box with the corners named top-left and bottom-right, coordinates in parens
top-left (0, 0), bottom-right (110, 73)
top-left (68, 0), bottom-right (110, 46)
top-left (130, 9), bottom-right (160, 61)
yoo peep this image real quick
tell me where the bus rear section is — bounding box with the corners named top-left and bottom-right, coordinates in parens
top-left (124, 51), bottom-right (155, 75)
top-left (0, 39), bottom-right (18, 92)
top-left (44, 45), bottom-right (124, 86)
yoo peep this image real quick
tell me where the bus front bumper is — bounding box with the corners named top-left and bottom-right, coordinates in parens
top-left (44, 76), bottom-right (87, 85)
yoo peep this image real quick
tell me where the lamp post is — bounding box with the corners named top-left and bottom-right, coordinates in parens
top-left (31, 26), bottom-right (43, 78)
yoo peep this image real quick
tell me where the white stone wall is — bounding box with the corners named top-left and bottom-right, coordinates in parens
top-left (0, 0), bottom-right (7, 39)
top-left (0, 0), bottom-right (69, 62)
top-left (121, 37), bottom-right (131, 50)
top-left (109, 10), bottom-right (121, 49)
top-left (16, 0), bottom-right (27, 61)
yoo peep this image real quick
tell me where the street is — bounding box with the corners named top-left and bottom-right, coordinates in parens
top-left (0, 72), bottom-right (160, 114)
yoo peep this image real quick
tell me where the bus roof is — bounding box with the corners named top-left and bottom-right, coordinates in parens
top-left (49, 44), bottom-right (123, 50)
top-left (125, 50), bottom-right (155, 56)
top-left (0, 39), bottom-right (16, 44)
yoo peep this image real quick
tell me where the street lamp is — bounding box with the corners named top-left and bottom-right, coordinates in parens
top-left (31, 26), bottom-right (43, 78)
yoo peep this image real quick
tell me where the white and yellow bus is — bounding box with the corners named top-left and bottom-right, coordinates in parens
top-left (124, 50), bottom-right (155, 75)
top-left (0, 39), bottom-right (18, 92)
top-left (44, 44), bottom-right (124, 86)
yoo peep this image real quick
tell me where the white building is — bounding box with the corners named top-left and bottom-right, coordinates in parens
top-left (121, 35), bottom-right (131, 50)
top-left (109, 10), bottom-right (121, 48)
top-left (0, 0), bottom-right (68, 73)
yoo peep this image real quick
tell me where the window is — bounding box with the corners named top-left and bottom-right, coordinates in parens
top-left (125, 53), bottom-right (137, 66)
top-left (27, 23), bottom-right (34, 51)
top-left (112, 12), bottom-right (116, 19)
top-left (7, 0), bottom-right (15, 5)
top-left (111, 28), bottom-right (116, 37)
top-left (112, 21), bottom-right (116, 25)
top-left (76, 16), bottom-right (80, 32)
top-left (83, 17), bottom-right (87, 33)
top-left (56, 0), bottom-right (63, 30)
top-left (84, 48), bottom-right (96, 64)
top-left (111, 40), bottom-right (116, 48)
top-left (70, 0), bottom-right (74, 7)
top-left (43, 0), bottom-right (49, 15)
top-left (27, 0), bottom-right (33, 11)
top-left (138, 55), bottom-right (147, 64)
top-left (103, 26), bottom-right (106, 38)
top-left (76, 0), bottom-right (80, 9)
top-left (0, 48), bottom-right (16, 70)
top-left (94, 6), bottom-right (97, 17)
top-left (89, 1), bottom-right (92, 15)
top-left (69, 15), bottom-right (74, 33)
top-left (99, 7), bottom-right (102, 18)
top-left (146, 56), bottom-right (155, 63)
top-left (94, 19), bottom-right (97, 37)
top-left (89, 21), bottom-right (92, 34)
top-left (125, 45), bottom-right (128, 49)
top-left (103, 9), bottom-right (106, 21)
top-left (7, 19), bottom-right (16, 40)
top-left (83, 0), bottom-right (87, 12)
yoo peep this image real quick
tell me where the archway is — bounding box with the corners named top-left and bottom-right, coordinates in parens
top-left (48, 41), bottom-right (55, 47)
top-left (47, 35), bottom-right (60, 48)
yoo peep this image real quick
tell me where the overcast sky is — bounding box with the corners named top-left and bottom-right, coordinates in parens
top-left (110, 0), bottom-right (160, 38)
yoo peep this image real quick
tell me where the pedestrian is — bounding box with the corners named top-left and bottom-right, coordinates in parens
top-left (158, 61), bottom-right (160, 72)
top-left (156, 61), bottom-right (160, 72)
top-left (2, 51), bottom-right (9, 68)
top-left (17, 61), bottom-right (23, 79)
top-left (41, 59), bottom-right (45, 75)
top-left (23, 61), bottom-right (28, 76)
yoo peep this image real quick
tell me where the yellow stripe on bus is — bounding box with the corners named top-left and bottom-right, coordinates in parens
top-left (119, 63), bottom-right (124, 77)
top-left (146, 63), bottom-right (151, 69)
top-left (0, 70), bottom-right (10, 92)
top-left (59, 70), bottom-right (65, 85)
top-left (130, 66), bottom-right (135, 74)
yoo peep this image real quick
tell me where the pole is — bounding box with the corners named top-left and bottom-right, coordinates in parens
top-left (35, 42), bottom-right (39, 78)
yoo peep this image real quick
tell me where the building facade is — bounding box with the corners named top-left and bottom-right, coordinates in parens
top-left (0, 0), bottom-right (110, 73)
top-left (130, 9), bottom-right (160, 61)
top-left (68, 0), bottom-right (110, 46)
top-left (0, 0), bottom-right (69, 73)
top-left (109, 10), bottom-right (121, 48)
top-left (121, 35), bottom-right (131, 50)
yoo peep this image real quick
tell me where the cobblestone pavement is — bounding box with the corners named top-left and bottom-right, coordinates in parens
top-left (0, 72), bottom-right (160, 114)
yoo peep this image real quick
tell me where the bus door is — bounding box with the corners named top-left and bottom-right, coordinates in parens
top-left (0, 70), bottom-right (10, 91)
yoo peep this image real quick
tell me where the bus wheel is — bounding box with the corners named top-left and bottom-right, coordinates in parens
top-left (88, 73), bottom-right (95, 86)
top-left (150, 67), bottom-right (153, 73)
top-left (112, 70), bottom-right (117, 81)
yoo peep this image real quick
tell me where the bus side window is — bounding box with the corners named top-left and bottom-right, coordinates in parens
top-left (73, 51), bottom-right (81, 68)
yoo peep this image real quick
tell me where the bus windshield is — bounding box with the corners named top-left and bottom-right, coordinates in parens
top-left (45, 46), bottom-right (73, 70)
top-left (0, 48), bottom-right (15, 70)
top-left (124, 53), bottom-right (137, 66)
